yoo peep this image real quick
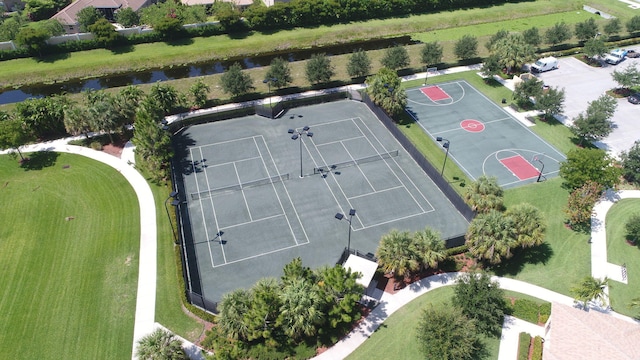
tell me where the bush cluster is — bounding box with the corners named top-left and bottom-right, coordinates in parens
top-left (518, 332), bottom-right (532, 360)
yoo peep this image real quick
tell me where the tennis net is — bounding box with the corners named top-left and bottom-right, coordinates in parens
top-left (313, 150), bottom-right (399, 174)
top-left (190, 173), bottom-right (290, 200)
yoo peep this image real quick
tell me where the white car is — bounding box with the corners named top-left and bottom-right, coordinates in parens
top-left (604, 49), bottom-right (628, 65)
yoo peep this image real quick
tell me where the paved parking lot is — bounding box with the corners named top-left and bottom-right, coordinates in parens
top-left (535, 52), bottom-right (640, 157)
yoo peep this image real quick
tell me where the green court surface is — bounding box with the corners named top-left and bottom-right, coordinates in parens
top-left (406, 80), bottom-right (565, 188)
top-left (172, 100), bottom-right (469, 304)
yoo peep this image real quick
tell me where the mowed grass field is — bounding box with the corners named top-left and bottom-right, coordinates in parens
top-left (606, 198), bottom-right (640, 318)
top-left (0, 152), bottom-right (140, 359)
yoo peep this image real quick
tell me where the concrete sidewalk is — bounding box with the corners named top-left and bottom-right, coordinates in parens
top-left (497, 316), bottom-right (545, 360)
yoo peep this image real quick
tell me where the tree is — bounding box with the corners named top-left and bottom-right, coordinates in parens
top-left (380, 45), bottom-right (409, 71)
top-left (15, 27), bottom-right (49, 56)
top-left (480, 54), bottom-right (502, 79)
top-left (375, 229), bottom-right (418, 278)
top-left (217, 288), bottom-right (251, 340)
top-left (346, 49), bottom-right (371, 78)
top-left (305, 53), bottom-right (334, 85)
top-left (574, 18), bottom-right (599, 43)
top-left (244, 277), bottom-right (281, 343)
top-left (411, 227), bottom-right (446, 270)
top-left (277, 278), bottom-right (324, 340)
top-left (0, 119), bottom-right (34, 162)
top-left (492, 33), bottom-right (535, 74)
top-left (188, 79), bottom-right (210, 109)
top-left (85, 90), bottom-right (118, 142)
top-left (626, 15), bottom-right (640, 34)
top-left (135, 328), bottom-right (188, 360)
top-left (522, 27), bottom-right (542, 47)
top-left (452, 272), bottom-right (507, 337)
top-left (559, 148), bottom-right (621, 190)
top-left (625, 214), bottom-right (640, 243)
top-left (153, 17), bottom-right (184, 40)
top-left (416, 306), bottom-right (484, 360)
top-left (41, 19), bottom-right (65, 37)
top-left (611, 64), bottom-right (640, 90)
top-left (216, 6), bottom-right (244, 32)
top-left (24, 0), bottom-right (69, 21)
top-left (466, 210), bottom-right (515, 264)
top-left (264, 57), bottom-right (292, 88)
top-left (570, 94), bottom-right (617, 145)
top-left (63, 105), bottom-right (92, 138)
top-left (15, 95), bottom-right (69, 138)
top-left (485, 29), bottom-right (508, 51)
top-left (603, 18), bottom-right (621, 38)
top-left (132, 97), bottom-right (174, 182)
top-left (583, 37), bottom-right (607, 61)
top-left (88, 18), bottom-right (121, 45)
top-left (570, 276), bottom-right (609, 309)
top-left (565, 181), bottom-right (603, 229)
top-left (621, 140), bottom-right (640, 184)
top-left (365, 67), bottom-right (407, 116)
top-left (76, 6), bottom-right (104, 32)
top-left (536, 86), bottom-right (565, 120)
top-left (454, 35), bottom-right (478, 60)
top-left (220, 62), bottom-right (254, 97)
top-left (545, 22), bottom-right (571, 46)
top-left (512, 77), bottom-right (543, 107)
top-left (420, 41), bottom-right (443, 67)
top-left (463, 175), bottom-right (504, 213)
top-left (506, 203), bottom-right (546, 248)
top-left (115, 7), bottom-right (140, 27)
top-left (0, 16), bottom-right (23, 41)
top-left (313, 265), bottom-right (363, 330)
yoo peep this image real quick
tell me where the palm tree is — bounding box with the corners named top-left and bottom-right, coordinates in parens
top-left (135, 328), bottom-right (187, 360)
top-left (464, 175), bottom-right (504, 213)
top-left (277, 278), bottom-right (325, 340)
top-left (466, 210), bottom-right (515, 264)
top-left (412, 227), bottom-right (446, 270)
top-left (244, 277), bottom-right (280, 342)
top-left (376, 229), bottom-right (418, 278)
top-left (570, 276), bottom-right (609, 309)
top-left (492, 33), bottom-right (536, 74)
top-left (506, 203), bottom-right (546, 248)
top-left (217, 288), bottom-right (251, 340)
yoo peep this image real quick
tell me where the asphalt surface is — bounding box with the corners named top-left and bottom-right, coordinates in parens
top-left (534, 51), bottom-right (640, 157)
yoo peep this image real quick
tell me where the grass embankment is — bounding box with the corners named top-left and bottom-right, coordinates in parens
top-left (0, 153), bottom-right (139, 360)
top-left (0, 1), bottom-right (594, 89)
top-left (606, 199), bottom-right (640, 318)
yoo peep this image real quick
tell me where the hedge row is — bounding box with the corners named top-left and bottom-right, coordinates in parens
top-left (511, 299), bottom-right (552, 325)
top-left (518, 332), bottom-right (532, 360)
top-left (532, 336), bottom-right (543, 360)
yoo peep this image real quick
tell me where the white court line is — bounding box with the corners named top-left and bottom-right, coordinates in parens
top-left (255, 135), bottom-right (309, 245)
top-left (431, 117), bottom-right (512, 136)
top-left (200, 147), bottom-right (228, 265)
top-left (211, 242), bottom-right (310, 269)
top-left (340, 141), bottom-right (376, 192)
top-left (358, 211), bottom-right (433, 231)
top-left (192, 134), bottom-right (263, 149)
top-left (347, 185), bottom-right (405, 200)
top-left (405, 109), bottom-right (477, 181)
top-left (220, 213), bottom-right (284, 230)
top-left (204, 156), bottom-right (262, 169)
top-left (500, 170), bottom-right (560, 188)
top-left (315, 135), bottom-right (365, 147)
top-left (189, 147), bottom-right (218, 268)
top-left (233, 162), bottom-right (253, 222)
top-left (353, 117), bottom-right (434, 213)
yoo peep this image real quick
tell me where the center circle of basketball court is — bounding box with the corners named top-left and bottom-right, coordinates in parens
top-left (460, 119), bottom-right (485, 133)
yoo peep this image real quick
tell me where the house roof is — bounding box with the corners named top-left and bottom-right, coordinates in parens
top-left (52, 0), bottom-right (149, 26)
top-left (180, 0), bottom-right (253, 6)
top-left (544, 302), bottom-right (640, 360)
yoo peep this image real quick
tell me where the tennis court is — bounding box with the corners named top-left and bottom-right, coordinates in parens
top-left (406, 80), bottom-right (565, 188)
top-left (173, 100), bottom-right (469, 304)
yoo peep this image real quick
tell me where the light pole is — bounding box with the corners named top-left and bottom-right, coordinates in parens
top-left (164, 191), bottom-right (179, 244)
top-left (436, 137), bottom-right (450, 177)
top-left (288, 126), bottom-right (313, 178)
top-left (335, 209), bottom-right (356, 254)
top-left (213, 231), bottom-right (225, 244)
top-left (263, 77), bottom-right (277, 108)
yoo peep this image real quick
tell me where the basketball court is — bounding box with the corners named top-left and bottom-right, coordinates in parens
top-left (406, 80), bottom-right (565, 188)
top-left (172, 100), bottom-right (470, 304)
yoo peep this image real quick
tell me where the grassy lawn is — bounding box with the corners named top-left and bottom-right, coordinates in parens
top-left (606, 198), bottom-right (640, 318)
top-left (0, 153), bottom-right (139, 360)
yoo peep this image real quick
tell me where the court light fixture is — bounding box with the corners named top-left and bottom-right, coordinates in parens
top-left (288, 126), bottom-right (313, 178)
top-left (436, 137), bottom-right (451, 177)
top-left (335, 209), bottom-right (356, 253)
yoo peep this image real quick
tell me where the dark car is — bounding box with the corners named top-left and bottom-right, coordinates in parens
top-left (627, 50), bottom-right (640, 58)
top-left (629, 93), bottom-right (640, 104)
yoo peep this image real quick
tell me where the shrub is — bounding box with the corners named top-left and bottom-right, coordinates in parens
top-left (445, 244), bottom-right (469, 257)
top-left (532, 336), bottom-right (543, 360)
top-left (512, 299), bottom-right (540, 323)
top-left (518, 332), bottom-right (532, 360)
top-left (625, 214), bottom-right (640, 243)
top-left (90, 141), bottom-right (103, 150)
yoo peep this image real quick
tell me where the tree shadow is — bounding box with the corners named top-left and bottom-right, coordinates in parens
top-left (165, 37), bottom-right (194, 46)
top-left (20, 151), bottom-right (60, 171)
top-left (36, 52), bottom-right (71, 63)
top-left (492, 243), bottom-right (554, 276)
top-left (110, 44), bottom-right (135, 55)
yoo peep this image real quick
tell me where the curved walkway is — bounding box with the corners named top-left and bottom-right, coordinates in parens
top-left (4, 139), bottom-right (157, 359)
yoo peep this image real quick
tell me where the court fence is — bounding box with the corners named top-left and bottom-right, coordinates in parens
top-left (360, 93), bottom-right (475, 223)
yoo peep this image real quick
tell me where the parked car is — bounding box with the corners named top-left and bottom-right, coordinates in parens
top-left (628, 93), bottom-right (640, 105)
top-left (605, 49), bottom-right (628, 65)
top-left (627, 50), bottom-right (640, 58)
top-left (531, 57), bottom-right (559, 73)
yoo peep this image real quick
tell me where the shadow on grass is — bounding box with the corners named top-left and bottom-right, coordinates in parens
top-left (110, 44), bottom-right (135, 55)
top-left (165, 37), bottom-right (194, 46)
top-left (20, 151), bottom-right (59, 171)
top-left (492, 242), bottom-right (554, 277)
top-left (36, 52), bottom-right (71, 63)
